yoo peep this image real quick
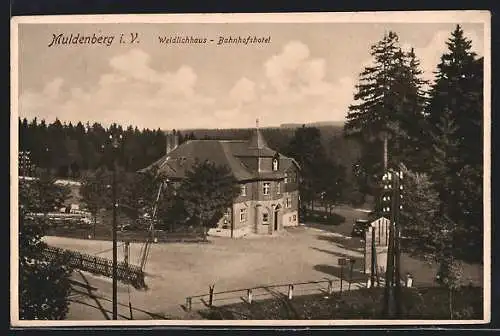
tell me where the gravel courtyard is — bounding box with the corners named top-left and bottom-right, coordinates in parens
top-left (43, 207), bottom-right (483, 321)
top-left (44, 222), bottom-right (368, 320)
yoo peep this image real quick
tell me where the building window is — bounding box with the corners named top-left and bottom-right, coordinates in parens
top-left (240, 184), bottom-right (247, 196)
top-left (240, 208), bottom-right (247, 223)
top-left (277, 182), bottom-right (281, 195)
top-left (263, 182), bottom-right (270, 195)
top-left (262, 212), bottom-right (269, 224)
top-left (286, 198), bottom-right (291, 208)
top-left (293, 214), bottom-right (297, 221)
top-left (284, 173), bottom-right (289, 183)
top-left (272, 158), bottom-right (279, 171)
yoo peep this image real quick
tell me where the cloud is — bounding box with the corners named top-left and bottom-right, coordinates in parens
top-left (404, 29), bottom-right (484, 81)
top-left (264, 41), bottom-right (311, 93)
top-left (208, 41), bottom-right (359, 127)
top-left (259, 41), bottom-right (355, 124)
top-left (229, 77), bottom-right (256, 104)
top-left (19, 49), bottom-right (215, 129)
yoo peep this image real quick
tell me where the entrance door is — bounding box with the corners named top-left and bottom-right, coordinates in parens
top-left (273, 204), bottom-right (281, 231)
top-left (274, 210), bottom-right (278, 231)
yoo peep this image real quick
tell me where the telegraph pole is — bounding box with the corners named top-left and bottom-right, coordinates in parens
top-left (110, 133), bottom-right (122, 320)
top-left (394, 170), bottom-right (403, 316)
top-left (381, 171), bottom-right (395, 317)
top-left (112, 157), bottom-right (117, 320)
top-left (380, 168), bottom-right (403, 318)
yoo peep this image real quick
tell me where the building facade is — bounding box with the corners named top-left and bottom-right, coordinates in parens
top-left (143, 128), bottom-right (300, 237)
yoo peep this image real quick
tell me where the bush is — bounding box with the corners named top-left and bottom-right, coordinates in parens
top-left (19, 218), bottom-right (73, 320)
top-left (304, 210), bottom-right (345, 226)
top-left (199, 286), bottom-right (483, 320)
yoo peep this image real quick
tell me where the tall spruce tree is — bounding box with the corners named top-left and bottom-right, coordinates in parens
top-left (425, 25), bottom-right (483, 260)
top-left (345, 31), bottom-right (428, 193)
top-left (395, 48), bottom-right (429, 171)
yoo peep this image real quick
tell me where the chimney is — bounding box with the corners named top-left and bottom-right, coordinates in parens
top-left (166, 129), bottom-right (179, 155)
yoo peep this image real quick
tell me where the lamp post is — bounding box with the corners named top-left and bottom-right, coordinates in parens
top-left (109, 132), bottom-right (122, 320)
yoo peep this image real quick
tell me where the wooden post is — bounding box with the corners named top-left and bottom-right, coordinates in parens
top-left (340, 265), bottom-right (344, 294)
top-left (406, 273), bottom-right (413, 288)
top-left (288, 285), bottom-right (294, 300)
top-left (247, 289), bottom-right (253, 304)
top-left (327, 280), bottom-right (333, 295)
top-left (186, 297), bottom-right (192, 311)
top-left (124, 242), bottom-right (129, 266)
top-left (338, 258), bottom-right (347, 295)
top-left (348, 259), bottom-right (355, 291)
top-left (371, 228), bottom-right (376, 286)
top-left (209, 284), bottom-right (215, 307)
top-left (94, 256), bottom-right (97, 270)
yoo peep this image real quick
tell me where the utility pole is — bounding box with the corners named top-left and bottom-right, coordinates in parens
top-left (380, 169), bottom-right (403, 318)
top-left (110, 132), bottom-right (122, 320)
top-left (394, 170), bottom-right (403, 316)
top-left (381, 171), bottom-right (395, 317)
top-left (370, 227), bottom-right (376, 286)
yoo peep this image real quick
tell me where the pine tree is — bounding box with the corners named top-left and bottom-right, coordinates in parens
top-left (425, 25), bottom-right (483, 260)
top-left (345, 31), bottom-right (428, 189)
top-left (345, 31), bottom-right (402, 143)
top-left (399, 165), bottom-right (463, 317)
top-left (395, 48), bottom-right (429, 171)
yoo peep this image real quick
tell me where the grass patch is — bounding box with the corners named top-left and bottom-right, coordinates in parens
top-left (199, 286), bottom-right (483, 320)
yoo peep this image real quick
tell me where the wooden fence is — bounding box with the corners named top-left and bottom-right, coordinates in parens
top-left (42, 246), bottom-right (146, 289)
top-left (184, 276), bottom-right (367, 312)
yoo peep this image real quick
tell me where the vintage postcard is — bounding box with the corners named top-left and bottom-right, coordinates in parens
top-left (10, 11), bottom-right (491, 327)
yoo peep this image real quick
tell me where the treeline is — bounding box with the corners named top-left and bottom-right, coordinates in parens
top-left (18, 119), bottom-right (362, 190)
top-left (18, 119), bottom-right (185, 177)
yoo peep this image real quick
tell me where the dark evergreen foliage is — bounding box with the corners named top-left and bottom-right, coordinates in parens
top-left (19, 176), bottom-right (73, 320)
top-left (176, 160), bottom-right (241, 236)
top-left (424, 25), bottom-right (484, 259)
top-left (344, 31), bottom-right (428, 190)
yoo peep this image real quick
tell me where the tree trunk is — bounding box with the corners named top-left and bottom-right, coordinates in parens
top-left (383, 133), bottom-right (388, 171)
top-left (93, 214), bottom-right (97, 238)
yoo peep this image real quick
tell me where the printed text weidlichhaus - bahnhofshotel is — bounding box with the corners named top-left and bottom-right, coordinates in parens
top-left (159, 35), bottom-right (272, 45)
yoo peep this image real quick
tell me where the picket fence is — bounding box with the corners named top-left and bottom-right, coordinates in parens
top-left (42, 246), bottom-right (146, 289)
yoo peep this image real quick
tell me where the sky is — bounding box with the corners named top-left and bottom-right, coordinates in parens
top-left (16, 20), bottom-right (485, 130)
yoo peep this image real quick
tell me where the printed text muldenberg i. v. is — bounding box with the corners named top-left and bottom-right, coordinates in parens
top-left (48, 32), bottom-right (272, 47)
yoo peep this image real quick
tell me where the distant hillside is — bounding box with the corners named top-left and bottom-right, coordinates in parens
top-left (280, 121), bottom-right (345, 128)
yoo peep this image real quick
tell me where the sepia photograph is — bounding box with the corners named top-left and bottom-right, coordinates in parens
top-left (10, 11), bottom-right (491, 326)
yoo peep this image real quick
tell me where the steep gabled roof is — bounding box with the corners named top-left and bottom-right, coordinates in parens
top-left (140, 130), bottom-right (299, 181)
top-left (248, 128), bottom-right (268, 149)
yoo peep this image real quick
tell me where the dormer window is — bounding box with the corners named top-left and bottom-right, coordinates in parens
top-left (272, 152), bottom-right (280, 171)
top-left (272, 159), bottom-right (278, 171)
